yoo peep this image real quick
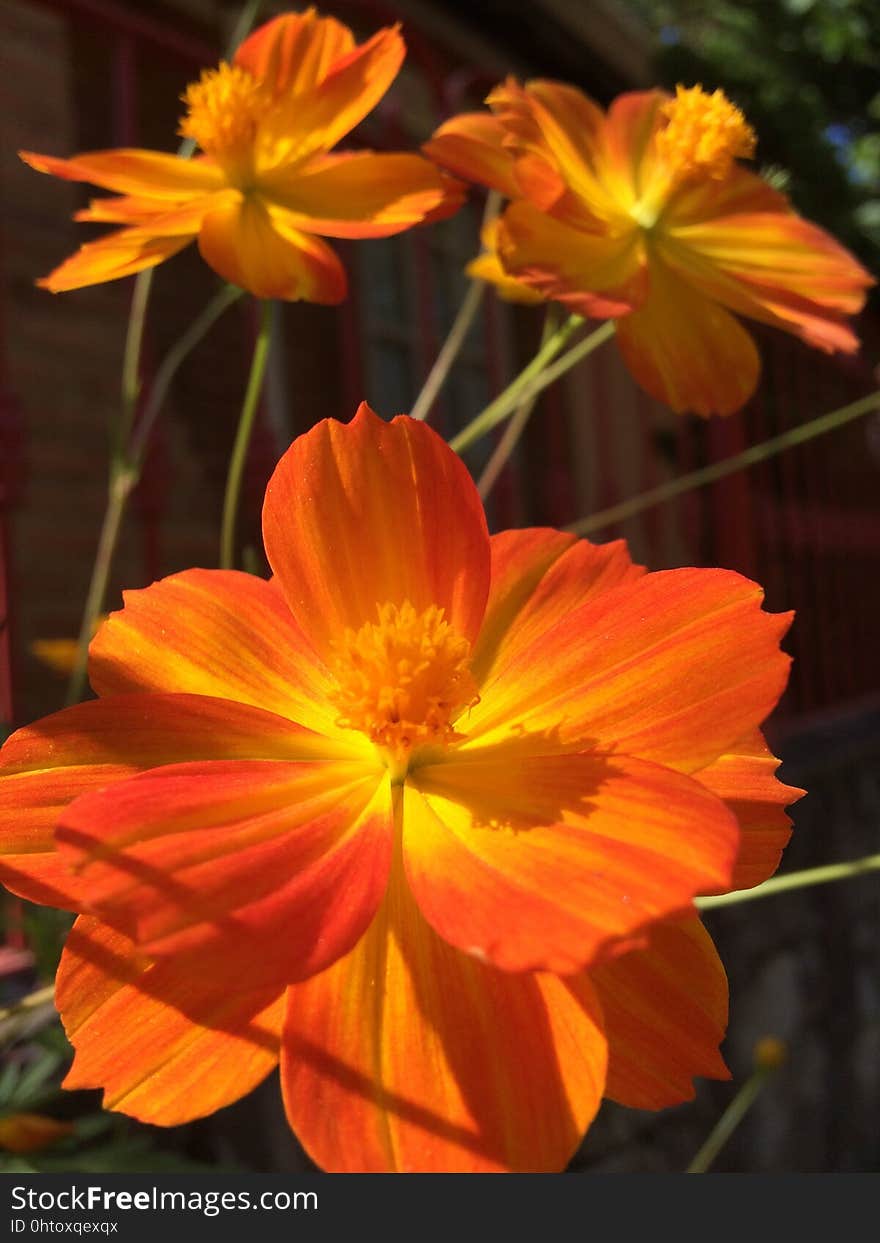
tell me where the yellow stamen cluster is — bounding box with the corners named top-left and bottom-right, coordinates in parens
top-left (178, 61), bottom-right (267, 174)
top-left (657, 84), bottom-right (756, 182)
top-left (329, 600), bottom-right (478, 775)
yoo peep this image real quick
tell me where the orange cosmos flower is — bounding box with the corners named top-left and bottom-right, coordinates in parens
top-left (425, 81), bottom-right (874, 415)
top-left (20, 9), bottom-right (462, 301)
top-left (0, 406), bottom-right (799, 1172)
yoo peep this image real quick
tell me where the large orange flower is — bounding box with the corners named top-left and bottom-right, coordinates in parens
top-left (425, 81), bottom-right (874, 415)
top-left (21, 9), bottom-right (462, 301)
top-left (0, 406), bottom-right (799, 1172)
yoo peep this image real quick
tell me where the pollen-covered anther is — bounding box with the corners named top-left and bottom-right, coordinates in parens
top-left (657, 84), bottom-right (756, 182)
top-left (178, 61), bottom-right (267, 174)
top-left (329, 601), bottom-right (478, 768)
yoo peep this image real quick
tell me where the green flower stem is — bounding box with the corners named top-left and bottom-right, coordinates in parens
top-left (409, 190), bottom-right (502, 424)
top-left (506, 316), bottom-right (616, 411)
top-left (227, 0), bottom-right (265, 52)
top-left (449, 314), bottom-right (585, 454)
top-left (697, 853), bottom-right (880, 910)
top-left (128, 284), bottom-right (242, 467)
top-left (116, 270), bottom-right (154, 458)
top-left (476, 307), bottom-right (561, 500)
top-left (64, 285), bottom-right (244, 707)
top-left (219, 299), bottom-right (275, 570)
top-left (687, 1066), bottom-right (774, 1173)
top-left (410, 281), bottom-right (485, 423)
top-left (568, 388), bottom-right (880, 538)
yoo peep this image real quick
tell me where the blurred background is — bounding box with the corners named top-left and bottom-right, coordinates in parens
top-left (0, 0), bottom-right (878, 1173)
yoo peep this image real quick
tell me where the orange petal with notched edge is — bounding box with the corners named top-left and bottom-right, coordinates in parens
top-left (423, 111), bottom-right (521, 198)
top-left (405, 754), bottom-right (738, 975)
top-left (498, 200), bottom-right (647, 318)
top-left (56, 760), bottom-right (390, 989)
top-left (465, 566), bottom-right (791, 775)
top-left (0, 692), bottom-right (333, 910)
top-left (234, 9), bottom-right (355, 100)
top-left (471, 527), bottom-right (644, 687)
top-left (57, 916), bottom-right (285, 1125)
top-left (590, 917), bottom-right (730, 1109)
top-left (20, 149), bottom-right (224, 197)
top-left (262, 405), bottom-right (490, 661)
top-left (260, 151), bottom-right (463, 238)
top-left (614, 260), bottom-right (761, 415)
top-left (89, 570), bottom-right (353, 745)
top-left (253, 25), bottom-right (404, 173)
top-left (696, 729), bottom-right (802, 891)
top-left (36, 228), bottom-right (193, 294)
top-left (198, 195), bottom-right (346, 301)
top-left (282, 864), bottom-right (606, 1172)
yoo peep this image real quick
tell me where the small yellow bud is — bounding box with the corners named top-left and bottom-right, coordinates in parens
top-left (753, 1036), bottom-right (787, 1071)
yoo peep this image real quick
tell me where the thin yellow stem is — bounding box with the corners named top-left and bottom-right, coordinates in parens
top-left (697, 853), bottom-right (880, 910)
top-left (220, 300), bottom-right (275, 570)
top-left (568, 388), bottom-right (880, 537)
top-left (409, 190), bottom-right (501, 423)
top-left (449, 315), bottom-right (585, 454)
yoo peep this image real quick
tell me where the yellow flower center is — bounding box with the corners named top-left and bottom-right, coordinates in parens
top-left (178, 61), bottom-right (267, 179)
top-left (329, 601), bottom-right (478, 780)
top-left (656, 84), bottom-right (756, 182)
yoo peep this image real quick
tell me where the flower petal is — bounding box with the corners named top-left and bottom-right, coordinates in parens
top-left (467, 224), bottom-right (546, 305)
top-left (254, 25), bottom-right (404, 171)
top-left (599, 90), bottom-right (670, 214)
top-left (511, 79), bottom-right (624, 225)
top-left (74, 192), bottom-right (227, 235)
top-left (234, 9), bottom-right (355, 99)
top-left (662, 211), bottom-right (873, 353)
top-left (20, 149), bottom-right (224, 198)
top-left (471, 527), bottom-right (644, 688)
top-left (667, 163), bottom-right (793, 225)
top-left (614, 259), bottom-right (761, 415)
top-left (262, 404), bottom-right (490, 661)
top-left (282, 866), bottom-right (606, 1172)
top-left (0, 693), bottom-right (327, 910)
top-left (466, 566), bottom-right (792, 774)
top-left (198, 194), bottom-right (346, 301)
top-left (36, 228), bottom-right (193, 294)
top-left (696, 729), bottom-right (801, 891)
top-left (498, 200), bottom-right (647, 318)
top-left (423, 111), bottom-right (520, 197)
top-left (88, 569), bottom-right (352, 744)
top-left (260, 151), bottom-right (463, 238)
top-left (56, 760), bottom-right (391, 989)
top-left (405, 753), bottom-right (738, 974)
top-left (590, 917), bottom-right (730, 1109)
top-left (57, 916), bottom-right (284, 1125)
